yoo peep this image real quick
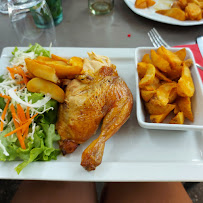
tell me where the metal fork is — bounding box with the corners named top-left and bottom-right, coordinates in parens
top-left (148, 28), bottom-right (203, 71)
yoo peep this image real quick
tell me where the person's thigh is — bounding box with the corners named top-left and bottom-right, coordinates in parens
top-left (12, 181), bottom-right (97, 203)
top-left (101, 182), bottom-right (192, 203)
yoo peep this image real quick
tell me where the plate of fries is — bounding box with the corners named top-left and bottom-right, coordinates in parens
top-left (135, 46), bottom-right (203, 130)
top-left (124, 0), bottom-right (203, 26)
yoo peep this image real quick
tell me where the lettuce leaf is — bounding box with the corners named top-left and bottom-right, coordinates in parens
top-left (25, 43), bottom-right (50, 57)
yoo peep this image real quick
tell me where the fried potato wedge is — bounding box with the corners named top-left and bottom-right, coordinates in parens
top-left (161, 46), bottom-right (183, 69)
top-left (169, 111), bottom-right (184, 124)
top-left (69, 57), bottom-right (84, 67)
top-left (168, 88), bottom-right (178, 103)
top-left (151, 50), bottom-right (171, 73)
top-left (175, 48), bottom-right (186, 61)
top-left (27, 78), bottom-right (65, 103)
top-left (177, 63), bottom-right (195, 97)
top-left (184, 59), bottom-right (193, 68)
top-left (139, 64), bottom-right (156, 88)
top-left (135, 0), bottom-right (147, 8)
top-left (143, 77), bottom-right (160, 91)
top-left (142, 54), bottom-right (152, 64)
top-left (51, 54), bottom-right (69, 63)
top-left (25, 58), bottom-right (59, 84)
top-left (155, 68), bottom-right (172, 82)
top-left (137, 62), bottom-right (148, 78)
top-left (177, 96), bottom-right (194, 121)
top-left (37, 60), bottom-right (83, 78)
top-left (156, 8), bottom-right (186, 21)
top-left (185, 3), bottom-right (202, 20)
top-left (151, 83), bottom-right (177, 106)
top-left (174, 103), bottom-right (180, 114)
top-left (150, 104), bottom-right (176, 123)
top-left (145, 102), bottom-right (175, 115)
top-left (140, 90), bottom-right (156, 102)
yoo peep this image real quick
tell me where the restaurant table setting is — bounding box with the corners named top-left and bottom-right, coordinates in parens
top-left (0, 0), bottom-right (203, 181)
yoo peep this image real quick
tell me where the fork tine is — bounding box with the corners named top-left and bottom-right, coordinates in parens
top-left (152, 28), bottom-right (170, 48)
top-left (148, 31), bottom-right (159, 48)
top-left (149, 29), bottom-right (163, 47)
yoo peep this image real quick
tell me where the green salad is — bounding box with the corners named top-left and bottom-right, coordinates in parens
top-left (0, 44), bottom-right (61, 174)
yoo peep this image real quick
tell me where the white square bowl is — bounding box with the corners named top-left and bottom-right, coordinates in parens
top-left (135, 47), bottom-right (203, 131)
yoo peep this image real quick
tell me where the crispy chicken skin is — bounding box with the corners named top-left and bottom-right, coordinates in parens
top-left (56, 65), bottom-right (133, 171)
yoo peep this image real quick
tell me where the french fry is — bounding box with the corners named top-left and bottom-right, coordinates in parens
top-left (169, 111), bottom-right (184, 124)
top-left (27, 78), bottom-right (65, 103)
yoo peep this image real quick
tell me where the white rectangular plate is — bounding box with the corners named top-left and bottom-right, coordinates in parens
top-left (1, 47), bottom-right (203, 181)
top-left (135, 47), bottom-right (203, 131)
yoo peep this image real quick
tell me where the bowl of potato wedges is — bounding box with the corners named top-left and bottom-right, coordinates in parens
top-left (135, 46), bottom-right (203, 131)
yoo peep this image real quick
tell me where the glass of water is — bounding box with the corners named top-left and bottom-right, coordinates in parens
top-left (88, 0), bottom-right (114, 15)
top-left (7, 0), bottom-right (56, 46)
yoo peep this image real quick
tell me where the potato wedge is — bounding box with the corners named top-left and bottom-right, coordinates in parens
top-left (150, 104), bottom-right (176, 123)
top-left (175, 48), bottom-right (186, 61)
top-left (135, 0), bottom-right (147, 8)
top-left (27, 78), bottom-right (65, 103)
top-left (25, 58), bottom-right (59, 84)
top-left (184, 59), bottom-right (193, 68)
top-left (137, 62), bottom-right (148, 78)
top-left (151, 50), bottom-right (171, 73)
top-left (161, 46), bottom-right (183, 69)
top-left (143, 77), bottom-right (160, 91)
top-left (142, 54), bottom-right (152, 64)
top-left (174, 103), bottom-right (180, 114)
top-left (177, 63), bottom-right (195, 97)
top-left (156, 8), bottom-right (186, 21)
top-left (168, 88), bottom-right (178, 103)
top-left (139, 64), bottom-right (156, 88)
top-left (51, 54), bottom-right (69, 63)
top-left (169, 111), bottom-right (184, 124)
top-left (69, 57), bottom-right (84, 67)
top-left (36, 60), bottom-right (83, 78)
top-left (155, 68), bottom-right (172, 82)
top-left (145, 102), bottom-right (175, 115)
top-left (147, 0), bottom-right (156, 7)
top-left (177, 96), bottom-right (194, 121)
top-left (140, 90), bottom-right (156, 102)
top-left (151, 83), bottom-right (177, 106)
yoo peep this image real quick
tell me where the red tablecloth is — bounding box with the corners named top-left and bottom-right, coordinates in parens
top-left (174, 44), bottom-right (203, 81)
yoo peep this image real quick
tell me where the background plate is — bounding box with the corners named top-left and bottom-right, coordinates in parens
top-left (1, 47), bottom-right (203, 181)
top-left (124, 0), bottom-right (203, 26)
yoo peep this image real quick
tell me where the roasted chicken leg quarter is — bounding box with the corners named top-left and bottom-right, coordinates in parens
top-left (56, 54), bottom-right (133, 171)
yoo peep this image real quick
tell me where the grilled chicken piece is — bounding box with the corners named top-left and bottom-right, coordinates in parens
top-left (56, 55), bottom-right (133, 171)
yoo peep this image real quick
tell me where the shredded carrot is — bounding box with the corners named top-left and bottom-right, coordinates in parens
top-left (4, 113), bottom-right (38, 138)
top-left (17, 104), bottom-right (26, 122)
top-left (26, 107), bottom-right (30, 120)
top-left (15, 66), bottom-right (28, 85)
top-left (7, 67), bottom-right (15, 79)
top-left (10, 104), bottom-right (26, 149)
top-left (0, 94), bottom-right (11, 100)
top-left (0, 99), bottom-right (10, 132)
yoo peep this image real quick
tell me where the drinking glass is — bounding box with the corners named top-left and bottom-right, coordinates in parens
top-left (7, 0), bottom-right (56, 46)
top-left (88, 0), bottom-right (114, 15)
top-left (0, 0), bottom-right (8, 14)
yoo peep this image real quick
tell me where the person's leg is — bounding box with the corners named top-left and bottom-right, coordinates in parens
top-left (12, 181), bottom-right (97, 203)
top-left (101, 182), bottom-right (192, 203)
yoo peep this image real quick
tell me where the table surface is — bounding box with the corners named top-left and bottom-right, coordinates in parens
top-left (0, 0), bottom-right (202, 53)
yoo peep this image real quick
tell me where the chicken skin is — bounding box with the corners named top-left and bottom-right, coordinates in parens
top-left (56, 55), bottom-right (133, 171)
